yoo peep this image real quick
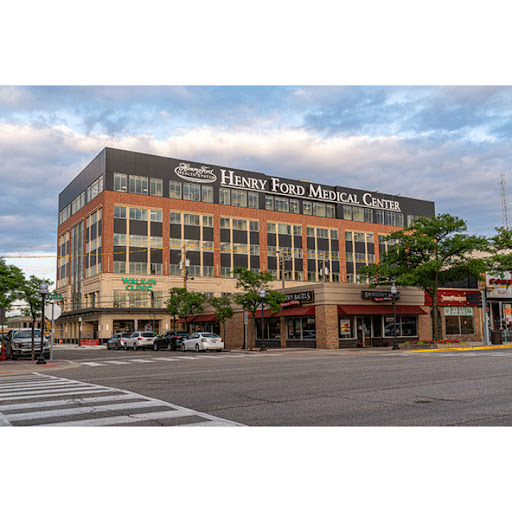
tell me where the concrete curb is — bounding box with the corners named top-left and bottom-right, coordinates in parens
top-left (0, 359), bottom-right (79, 376)
top-left (404, 344), bottom-right (512, 353)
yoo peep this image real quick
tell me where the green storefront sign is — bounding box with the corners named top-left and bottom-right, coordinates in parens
top-left (122, 277), bottom-right (157, 291)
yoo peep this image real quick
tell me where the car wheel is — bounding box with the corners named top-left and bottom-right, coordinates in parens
top-left (124, 344), bottom-right (128, 350)
top-left (107, 344), bottom-right (111, 350)
top-left (216, 349), bottom-right (222, 352)
top-left (195, 344), bottom-right (200, 352)
top-left (153, 343), bottom-right (159, 351)
top-left (133, 343), bottom-right (138, 351)
top-left (167, 342), bottom-right (172, 351)
top-left (182, 343), bottom-right (186, 352)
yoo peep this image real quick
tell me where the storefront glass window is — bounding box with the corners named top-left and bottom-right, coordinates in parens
top-left (384, 315), bottom-right (418, 337)
top-left (444, 307), bottom-right (474, 335)
top-left (339, 318), bottom-right (353, 338)
top-left (286, 317), bottom-right (315, 339)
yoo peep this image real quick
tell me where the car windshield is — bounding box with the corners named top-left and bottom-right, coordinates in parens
top-left (14, 330), bottom-right (42, 339)
top-left (142, 332), bottom-right (156, 337)
top-left (201, 333), bottom-right (217, 338)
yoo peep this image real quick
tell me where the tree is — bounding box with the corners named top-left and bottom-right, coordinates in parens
top-left (166, 288), bottom-right (207, 332)
top-left (0, 258), bottom-right (25, 347)
top-left (209, 296), bottom-right (234, 343)
top-left (232, 266), bottom-right (286, 350)
top-left (358, 214), bottom-right (489, 341)
top-left (21, 275), bottom-right (53, 360)
top-left (486, 227), bottom-right (512, 272)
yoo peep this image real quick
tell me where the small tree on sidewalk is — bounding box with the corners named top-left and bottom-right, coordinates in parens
top-left (166, 288), bottom-right (207, 332)
top-left (358, 214), bottom-right (488, 340)
top-left (0, 258), bottom-right (25, 348)
top-left (209, 296), bottom-right (234, 344)
top-left (232, 266), bottom-right (286, 349)
top-left (166, 287), bottom-right (186, 331)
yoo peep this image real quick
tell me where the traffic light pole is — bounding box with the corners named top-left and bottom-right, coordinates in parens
top-left (481, 289), bottom-right (490, 346)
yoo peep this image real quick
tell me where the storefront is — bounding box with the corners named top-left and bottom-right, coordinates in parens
top-left (485, 274), bottom-right (512, 340)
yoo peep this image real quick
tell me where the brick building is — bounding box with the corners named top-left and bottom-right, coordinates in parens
top-left (55, 147), bottom-right (439, 346)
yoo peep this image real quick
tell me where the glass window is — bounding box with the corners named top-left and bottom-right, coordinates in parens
top-left (184, 214), bottom-right (200, 226)
top-left (129, 262), bottom-right (148, 274)
top-left (365, 208), bottom-right (373, 223)
top-left (306, 227), bottom-right (315, 238)
top-left (150, 210), bottom-right (162, 222)
top-left (265, 195), bottom-right (274, 210)
top-left (326, 204), bottom-right (335, 218)
top-left (317, 228), bottom-right (328, 238)
top-left (249, 220), bottom-right (259, 232)
top-left (150, 178), bottom-right (162, 197)
top-left (232, 219), bottom-right (247, 230)
top-left (275, 197), bottom-right (289, 212)
top-left (267, 222), bottom-right (276, 233)
top-left (113, 261), bottom-right (126, 274)
top-left (170, 264), bottom-right (181, 276)
top-left (294, 248), bottom-right (303, 258)
top-left (170, 238), bottom-right (182, 249)
top-left (313, 202), bottom-right (325, 217)
top-left (183, 183), bottom-right (200, 201)
top-left (203, 266), bottom-right (214, 277)
top-left (220, 218), bottom-right (230, 229)
top-left (113, 233), bottom-right (126, 246)
top-left (150, 236), bottom-right (163, 248)
top-left (114, 206), bottom-right (126, 219)
top-left (203, 241), bottom-right (214, 252)
top-left (221, 242), bottom-right (231, 253)
top-left (129, 175), bottom-right (148, 195)
top-left (203, 215), bottom-right (213, 227)
top-left (352, 207), bottom-right (364, 222)
top-left (343, 205), bottom-right (352, 220)
top-left (278, 224), bottom-right (291, 235)
top-left (232, 189), bottom-right (248, 207)
top-left (303, 201), bottom-right (312, 215)
top-left (339, 318), bottom-right (354, 339)
top-left (290, 199), bottom-right (300, 214)
top-left (267, 245), bottom-right (277, 256)
top-left (330, 229), bottom-right (338, 240)
top-left (150, 263), bottom-right (162, 275)
top-left (169, 181), bottom-right (182, 199)
top-left (248, 191), bottom-right (259, 209)
top-left (293, 225), bottom-right (302, 236)
top-left (170, 212), bottom-right (181, 224)
top-left (113, 290), bottom-right (126, 308)
top-left (114, 173), bottom-right (127, 192)
top-left (233, 243), bottom-right (248, 254)
top-left (202, 186), bottom-right (213, 203)
top-left (396, 213), bottom-right (404, 227)
top-left (129, 235), bottom-right (148, 247)
top-left (250, 244), bottom-right (260, 255)
top-left (129, 208), bottom-right (147, 221)
top-left (219, 188), bottom-right (230, 205)
top-left (376, 210), bottom-right (384, 224)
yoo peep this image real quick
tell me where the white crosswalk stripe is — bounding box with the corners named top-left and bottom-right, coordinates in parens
top-left (0, 373), bottom-right (244, 427)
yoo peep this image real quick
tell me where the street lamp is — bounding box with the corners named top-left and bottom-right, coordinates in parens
top-left (259, 288), bottom-right (267, 351)
top-left (78, 316), bottom-right (82, 347)
top-left (390, 281), bottom-right (399, 350)
top-left (37, 281), bottom-right (49, 365)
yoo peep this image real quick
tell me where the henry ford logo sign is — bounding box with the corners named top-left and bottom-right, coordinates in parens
top-left (174, 163), bottom-right (217, 183)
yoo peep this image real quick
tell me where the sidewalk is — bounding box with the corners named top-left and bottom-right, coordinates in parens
top-left (0, 358), bottom-right (79, 376)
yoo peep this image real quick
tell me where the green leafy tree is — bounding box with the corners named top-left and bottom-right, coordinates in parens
top-left (0, 258), bottom-right (25, 347)
top-left (21, 275), bottom-right (53, 360)
top-left (209, 296), bottom-right (234, 343)
top-left (486, 227), bottom-right (512, 272)
top-left (358, 214), bottom-right (489, 340)
top-left (166, 288), bottom-right (207, 332)
top-left (232, 266), bottom-right (286, 350)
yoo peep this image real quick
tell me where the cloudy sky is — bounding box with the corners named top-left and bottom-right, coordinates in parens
top-left (1, 85), bottom-right (512, 283)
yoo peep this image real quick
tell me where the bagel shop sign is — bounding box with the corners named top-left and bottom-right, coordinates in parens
top-left (122, 277), bottom-right (157, 291)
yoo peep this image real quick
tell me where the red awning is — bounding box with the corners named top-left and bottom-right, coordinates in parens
top-left (276, 306), bottom-right (316, 317)
top-left (250, 310), bottom-right (275, 319)
top-left (338, 305), bottom-right (427, 315)
top-left (177, 315), bottom-right (199, 324)
top-left (191, 314), bottom-right (217, 323)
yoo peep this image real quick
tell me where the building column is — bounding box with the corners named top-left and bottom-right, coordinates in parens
top-left (280, 317), bottom-right (287, 348)
top-left (315, 304), bottom-right (339, 349)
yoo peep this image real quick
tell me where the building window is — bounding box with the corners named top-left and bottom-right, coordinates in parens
top-left (203, 241), bottom-right (214, 252)
top-left (129, 208), bottom-right (147, 221)
top-left (376, 210), bottom-right (384, 224)
top-left (352, 207), bottom-right (364, 222)
top-left (293, 225), bottom-right (302, 236)
top-left (129, 262), bottom-right (148, 274)
top-left (220, 218), bottom-right (230, 229)
top-left (203, 266), bottom-right (214, 277)
top-left (170, 212), bottom-right (181, 224)
top-left (219, 188), bottom-right (230, 205)
top-left (317, 228), bottom-right (328, 239)
top-left (150, 263), bottom-right (162, 275)
top-left (202, 186), bottom-right (213, 203)
top-left (303, 202), bottom-right (312, 215)
top-left (129, 175), bottom-right (148, 195)
top-left (290, 199), bottom-right (300, 214)
top-left (169, 181), bottom-right (182, 199)
top-left (221, 267), bottom-right (232, 278)
top-left (203, 215), bottom-right (213, 227)
top-left (275, 197), bottom-right (289, 212)
top-left (233, 243), bottom-right (248, 254)
top-left (339, 318), bottom-right (354, 339)
top-left (445, 307), bottom-right (474, 335)
top-left (286, 317), bottom-right (316, 340)
top-left (184, 214), bottom-right (200, 226)
top-left (248, 192), bottom-right (259, 209)
top-left (232, 189), bottom-right (247, 207)
top-left (113, 261), bottom-right (126, 274)
top-left (365, 209), bottom-right (373, 223)
top-left (343, 205), bottom-right (352, 220)
top-left (150, 237), bottom-right (163, 248)
top-left (221, 242), bottom-right (231, 253)
top-left (330, 229), bottom-right (338, 240)
top-left (265, 195), bottom-right (274, 210)
top-left (150, 178), bottom-right (162, 197)
top-left (278, 224), bottom-right (291, 235)
top-left (129, 235), bottom-right (148, 247)
top-left (170, 264), bottom-right (181, 276)
top-left (384, 316), bottom-right (418, 337)
top-left (114, 233), bottom-right (126, 246)
top-left (150, 210), bottom-right (162, 222)
top-left (183, 183), bottom-right (200, 201)
top-left (313, 202), bottom-right (325, 217)
top-left (306, 227), bottom-right (315, 238)
top-left (114, 206), bottom-right (126, 219)
top-left (113, 290), bottom-right (126, 308)
top-left (250, 244), bottom-right (260, 255)
top-left (326, 204), bottom-right (335, 218)
top-left (232, 219), bottom-right (247, 230)
top-left (249, 220), bottom-right (259, 232)
top-left (114, 173), bottom-right (127, 192)
top-left (267, 222), bottom-right (276, 234)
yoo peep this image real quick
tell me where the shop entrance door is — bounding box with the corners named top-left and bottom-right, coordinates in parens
top-left (356, 316), bottom-right (372, 346)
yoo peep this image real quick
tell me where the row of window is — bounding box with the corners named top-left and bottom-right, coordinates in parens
top-left (114, 173), bottom-right (163, 197)
top-left (59, 176), bottom-right (104, 225)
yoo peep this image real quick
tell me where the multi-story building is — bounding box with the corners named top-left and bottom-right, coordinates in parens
top-left (55, 147), bottom-right (436, 347)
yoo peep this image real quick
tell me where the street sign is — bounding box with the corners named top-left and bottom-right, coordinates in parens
top-left (47, 294), bottom-right (63, 300)
top-left (44, 303), bottom-right (62, 320)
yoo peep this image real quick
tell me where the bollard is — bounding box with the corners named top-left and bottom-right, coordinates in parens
top-left (0, 344), bottom-right (6, 362)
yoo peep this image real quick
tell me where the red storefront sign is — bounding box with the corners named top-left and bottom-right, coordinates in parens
top-left (424, 290), bottom-right (469, 307)
top-left (79, 339), bottom-right (100, 346)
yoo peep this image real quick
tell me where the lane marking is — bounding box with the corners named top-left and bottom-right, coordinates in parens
top-left (81, 362), bottom-right (106, 367)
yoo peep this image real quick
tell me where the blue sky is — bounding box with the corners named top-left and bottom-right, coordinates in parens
top-left (1, 85), bottom-right (512, 283)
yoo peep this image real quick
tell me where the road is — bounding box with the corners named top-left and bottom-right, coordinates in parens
top-left (3, 345), bottom-right (512, 426)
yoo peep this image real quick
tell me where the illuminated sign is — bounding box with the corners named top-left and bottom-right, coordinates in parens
top-left (122, 277), bottom-right (157, 291)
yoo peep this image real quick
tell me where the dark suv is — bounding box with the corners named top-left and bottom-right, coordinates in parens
top-left (154, 331), bottom-right (190, 351)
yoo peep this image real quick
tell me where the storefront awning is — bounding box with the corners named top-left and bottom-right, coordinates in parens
top-left (191, 314), bottom-right (217, 323)
top-left (250, 310), bottom-right (276, 319)
top-left (276, 306), bottom-right (316, 317)
top-left (337, 305), bottom-right (427, 315)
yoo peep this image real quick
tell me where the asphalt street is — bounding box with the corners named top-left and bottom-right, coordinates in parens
top-left (3, 345), bottom-right (512, 426)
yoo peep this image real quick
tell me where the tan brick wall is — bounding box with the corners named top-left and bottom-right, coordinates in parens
top-left (315, 304), bottom-right (339, 349)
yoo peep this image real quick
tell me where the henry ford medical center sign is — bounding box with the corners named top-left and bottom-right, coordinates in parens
top-left (174, 163), bottom-right (402, 212)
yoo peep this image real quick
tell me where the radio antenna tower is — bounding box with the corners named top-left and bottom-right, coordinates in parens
top-left (501, 173), bottom-right (509, 230)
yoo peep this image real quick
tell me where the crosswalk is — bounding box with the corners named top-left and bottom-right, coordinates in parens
top-left (0, 373), bottom-right (244, 427)
top-left (78, 352), bottom-right (285, 367)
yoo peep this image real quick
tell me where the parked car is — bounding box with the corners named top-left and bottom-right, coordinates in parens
top-left (182, 332), bottom-right (224, 352)
top-left (153, 331), bottom-right (190, 351)
top-left (107, 332), bottom-right (130, 350)
top-left (125, 331), bottom-right (157, 350)
top-left (6, 328), bottom-right (50, 360)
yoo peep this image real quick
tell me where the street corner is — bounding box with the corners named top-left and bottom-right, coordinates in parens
top-left (0, 359), bottom-right (80, 376)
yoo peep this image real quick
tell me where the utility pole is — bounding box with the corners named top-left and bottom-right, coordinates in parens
top-left (501, 173), bottom-right (509, 230)
top-left (181, 243), bottom-right (190, 289)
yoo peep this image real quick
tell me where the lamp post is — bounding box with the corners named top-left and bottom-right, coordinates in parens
top-left (390, 281), bottom-right (399, 350)
top-left (37, 281), bottom-right (48, 365)
top-left (78, 316), bottom-right (82, 347)
top-left (259, 288), bottom-right (267, 351)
